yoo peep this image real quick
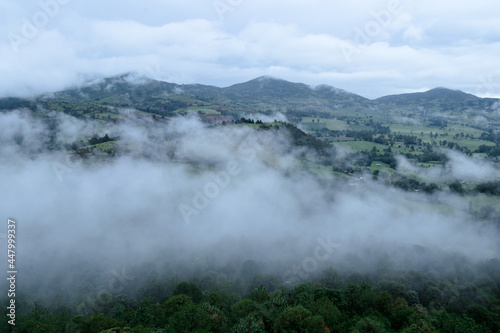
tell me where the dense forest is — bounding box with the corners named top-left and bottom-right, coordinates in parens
top-left (2, 259), bottom-right (500, 332)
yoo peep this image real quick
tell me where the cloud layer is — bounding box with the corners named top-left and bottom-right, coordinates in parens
top-left (1, 0), bottom-right (500, 98)
top-left (0, 111), bottom-right (498, 301)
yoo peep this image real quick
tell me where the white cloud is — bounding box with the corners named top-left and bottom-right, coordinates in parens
top-left (0, 113), bottom-right (498, 283)
top-left (396, 151), bottom-right (500, 183)
top-left (446, 151), bottom-right (500, 181)
top-left (404, 25), bottom-right (425, 42)
top-left (1, 0), bottom-right (499, 98)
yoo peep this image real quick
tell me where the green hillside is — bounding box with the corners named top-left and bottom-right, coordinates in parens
top-left (1, 74), bottom-right (499, 181)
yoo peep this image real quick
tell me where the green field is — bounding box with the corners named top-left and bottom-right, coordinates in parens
top-left (302, 121), bottom-right (326, 130)
top-left (185, 108), bottom-right (221, 115)
top-left (302, 117), bottom-right (350, 131)
top-left (334, 141), bottom-right (388, 152)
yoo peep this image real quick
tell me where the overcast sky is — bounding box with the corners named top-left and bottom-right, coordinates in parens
top-left (1, 0), bottom-right (500, 99)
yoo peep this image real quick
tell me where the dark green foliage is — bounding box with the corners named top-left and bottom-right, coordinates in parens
top-left (10, 266), bottom-right (500, 333)
top-left (231, 299), bottom-right (259, 320)
top-left (416, 150), bottom-right (448, 164)
top-left (206, 289), bottom-right (229, 311)
top-left (289, 283), bottom-right (317, 309)
top-left (342, 282), bottom-right (373, 315)
top-left (231, 314), bottom-right (266, 333)
top-left (15, 303), bottom-right (72, 333)
top-left (309, 296), bottom-right (345, 331)
top-left (72, 313), bottom-right (124, 333)
top-left (390, 297), bottom-right (415, 330)
top-left (0, 97), bottom-right (34, 110)
top-left (466, 304), bottom-right (500, 332)
top-left (476, 181), bottom-right (500, 196)
top-left (247, 286), bottom-right (270, 304)
top-left (352, 316), bottom-right (387, 333)
top-left (449, 181), bottom-right (465, 194)
top-left (164, 301), bottom-right (211, 333)
top-left (173, 282), bottom-right (204, 303)
top-left (162, 294), bottom-right (193, 317)
top-left (273, 306), bottom-right (325, 333)
top-left (201, 302), bottom-right (229, 333)
top-left (435, 312), bottom-right (489, 333)
top-left (280, 122), bottom-right (333, 157)
top-left (88, 133), bottom-right (115, 145)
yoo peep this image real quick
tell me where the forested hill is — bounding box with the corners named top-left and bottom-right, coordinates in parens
top-left (1, 73), bottom-right (499, 184)
top-left (1, 74), bottom-right (498, 119)
top-left (375, 87), bottom-right (496, 110)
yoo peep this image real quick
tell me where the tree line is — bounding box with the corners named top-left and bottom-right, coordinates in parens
top-left (4, 263), bottom-right (499, 332)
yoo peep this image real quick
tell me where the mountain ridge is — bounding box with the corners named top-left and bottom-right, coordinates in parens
top-left (1, 73), bottom-right (499, 117)
top-left (77, 73), bottom-right (500, 102)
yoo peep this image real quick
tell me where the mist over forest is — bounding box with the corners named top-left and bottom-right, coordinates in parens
top-left (0, 71), bottom-right (499, 331)
top-left (0, 102), bottom-right (499, 329)
top-left (3, 0), bottom-right (500, 330)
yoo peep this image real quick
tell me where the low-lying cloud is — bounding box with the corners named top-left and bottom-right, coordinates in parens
top-left (0, 110), bottom-right (498, 304)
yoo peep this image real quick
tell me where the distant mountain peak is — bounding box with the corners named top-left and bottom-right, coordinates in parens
top-left (312, 84), bottom-right (349, 94)
top-left (255, 75), bottom-right (283, 82)
top-left (239, 76), bottom-right (299, 88)
top-left (427, 87), bottom-right (468, 94)
top-left (424, 87), bottom-right (479, 99)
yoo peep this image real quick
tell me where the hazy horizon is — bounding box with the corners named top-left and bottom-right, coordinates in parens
top-left (2, 1), bottom-right (499, 99)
